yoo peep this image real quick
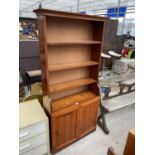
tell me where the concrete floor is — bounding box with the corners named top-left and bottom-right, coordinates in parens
top-left (55, 105), bottom-right (135, 155)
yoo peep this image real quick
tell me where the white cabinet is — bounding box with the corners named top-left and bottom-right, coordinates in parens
top-left (19, 99), bottom-right (49, 155)
top-left (21, 144), bottom-right (48, 155)
top-left (19, 122), bottom-right (46, 142)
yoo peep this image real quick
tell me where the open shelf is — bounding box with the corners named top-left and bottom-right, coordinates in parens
top-left (47, 40), bottom-right (101, 45)
top-left (52, 90), bottom-right (99, 112)
top-left (48, 61), bottom-right (99, 72)
top-left (49, 77), bottom-right (96, 93)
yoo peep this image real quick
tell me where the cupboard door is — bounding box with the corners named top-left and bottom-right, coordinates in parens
top-left (51, 105), bottom-right (79, 151)
top-left (78, 98), bottom-right (99, 138)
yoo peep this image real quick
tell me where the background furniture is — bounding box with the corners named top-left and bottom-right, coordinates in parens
top-left (101, 53), bottom-right (111, 77)
top-left (27, 69), bottom-right (42, 89)
top-left (100, 19), bottom-right (135, 72)
top-left (19, 99), bottom-right (50, 155)
top-left (19, 41), bottom-right (41, 90)
top-left (34, 8), bottom-right (107, 153)
top-left (100, 19), bottom-right (125, 71)
top-left (98, 70), bottom-right (135, 134)
top-left (19, 82), bottom-right (43, 103)
top-left (107, 129), bottom-right (135, 155)
top-left (19, 17), bottom-right (38, 40)
top-left (123, 129), bottom-right (135, 155)
top-left (19, 40), bottom-right (41, 71)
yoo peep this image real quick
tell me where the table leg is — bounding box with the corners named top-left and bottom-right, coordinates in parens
top-left (98, 106), bottom-right (109, 134)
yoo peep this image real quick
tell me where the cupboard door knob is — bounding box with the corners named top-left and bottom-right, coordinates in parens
top-left (75, 102), bottom-right (79, 105)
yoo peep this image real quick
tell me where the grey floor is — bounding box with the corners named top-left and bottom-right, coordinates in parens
top-left (55, 105), bottom-right (135, 155)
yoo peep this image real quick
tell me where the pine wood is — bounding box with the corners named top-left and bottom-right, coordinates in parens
top-left (51, 92), bottom-right (100, 152)
top-left (52, 91), bottom-right (98, 112)
top-left (48, 68), bottom-right (89, 85)
top-left (37, 15), bottom-right (48, 95)
top-left (47, 41), bottom-right (101, 45)
top-left (34, 8), bottom-right (106, 153)
top-left (52, 105), bottom-right (78, 150)
top-left (47, 45), bottom-right (91, 65)
top-left (48, 61), bottom-right (98, 72)
top-left (49, 78), bottom-right (96, 93)
top-left (50, 86), bottom-right (88, 101)
top-left (34, 8), bottom-right (108, 22)
top-left (123, 129), bottom-right (135, 155)
top-left (46, 16), bottom-right (93, 42)
top-left (77, 99), bottom-right (99, 138)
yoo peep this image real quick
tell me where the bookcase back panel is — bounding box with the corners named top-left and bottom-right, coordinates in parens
top-left (47, 45), bottom-right (91, 65)
top-left (48, 68), bottom-right (89, 85)
top-left (50, 86), bottom-right (88, 100)
top-left (46, 17), bottom-right (93, 41)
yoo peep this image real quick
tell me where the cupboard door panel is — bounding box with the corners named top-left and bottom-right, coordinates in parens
top-left (51, 105), bottom-right (78, 151)
top-left (78, 98), bottom-right (99, 138)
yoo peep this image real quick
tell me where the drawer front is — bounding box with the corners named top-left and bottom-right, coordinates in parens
top-left (19, 133), bottom-right (47, 154)
top-left (20, 144), bottom-right (48, 155)
top-left (19, 121), bottom-right (46, 142)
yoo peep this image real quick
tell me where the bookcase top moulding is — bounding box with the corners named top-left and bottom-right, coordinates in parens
top-left (34, 8), bottom-right (108, 21)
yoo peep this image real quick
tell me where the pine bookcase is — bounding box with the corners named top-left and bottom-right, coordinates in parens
top-left (34, 8), bottom-right (107, 153)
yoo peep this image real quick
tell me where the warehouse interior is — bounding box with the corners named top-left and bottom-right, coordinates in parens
top-left (19, 0), bottom-right (135, 155)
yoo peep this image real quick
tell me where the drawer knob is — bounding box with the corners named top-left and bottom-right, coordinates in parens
top-left (75, 102), bottom-right (79, 105)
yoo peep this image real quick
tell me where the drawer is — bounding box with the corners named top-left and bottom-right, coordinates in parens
top-left (19, 121), bottom-right (46, 142)
top-left (20, 144), bottom-right (48, 155)
top-left (51, 91), bottom-right (97, 112)
top-left (19, 133), bottom-right (47, 154)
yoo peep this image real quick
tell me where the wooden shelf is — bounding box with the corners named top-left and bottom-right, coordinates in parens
top-left (49, 77), bottom-right (96, 93)
top-left (52, 91), bottom-right (99, 112)
top-left (47, 41), bottom-right (101, 45)
top-left (48, 61), bottom-right (99, 72)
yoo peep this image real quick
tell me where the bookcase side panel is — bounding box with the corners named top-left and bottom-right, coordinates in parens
top-left (89, 22), bottom-right (105, 95)
top-left (37, 15), bottom-right (49, 95)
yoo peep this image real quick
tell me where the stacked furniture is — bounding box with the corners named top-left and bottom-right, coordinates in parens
top-left (34, 8), bottom-right (107, 153)
top-left (19, 99), bottom-right (49, 155)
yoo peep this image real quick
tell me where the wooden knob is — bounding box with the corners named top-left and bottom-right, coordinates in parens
top-left (75, 102), bottom-right (79, 105)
